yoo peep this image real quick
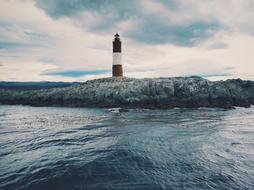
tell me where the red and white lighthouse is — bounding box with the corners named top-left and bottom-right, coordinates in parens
top-left (112, 33), bottom-right (123, 77)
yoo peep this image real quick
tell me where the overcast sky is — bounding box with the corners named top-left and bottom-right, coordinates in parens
top-left (1, 0), bottom-right (254, 82)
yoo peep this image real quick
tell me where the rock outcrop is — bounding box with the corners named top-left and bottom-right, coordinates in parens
top-left (0, 77), bottom-right (254, 109)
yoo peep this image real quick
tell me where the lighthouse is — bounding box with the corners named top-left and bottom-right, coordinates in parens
top-left (112, 33), bottom-right (123, 77)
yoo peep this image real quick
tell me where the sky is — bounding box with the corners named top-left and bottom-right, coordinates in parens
top-left (1, 0), bottom-right (254, 82)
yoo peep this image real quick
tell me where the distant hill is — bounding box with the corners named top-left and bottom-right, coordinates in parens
top-left (0, 82), bottom-right (80, 91)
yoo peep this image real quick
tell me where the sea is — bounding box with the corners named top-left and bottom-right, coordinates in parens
top-left (0, 105), bottom-right (254, 190)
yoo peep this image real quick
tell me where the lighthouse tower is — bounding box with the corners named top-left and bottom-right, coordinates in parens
top-left (112, 33), bottom-right (123, 77)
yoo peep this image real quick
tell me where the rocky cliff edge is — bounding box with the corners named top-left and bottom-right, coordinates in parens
top-left (0, 76), bottom-right (254, 109)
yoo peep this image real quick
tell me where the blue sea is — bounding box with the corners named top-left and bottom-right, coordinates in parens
top-left (0, 105), bottom-right (254, 190)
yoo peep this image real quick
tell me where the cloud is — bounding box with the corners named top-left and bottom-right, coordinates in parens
top-left (35, 0), bottom-right (223, 46)
top-left (208, 42), bottom-right (229, 49)
top-left (24, 31), bottom-right (47, 38)
top-left (35, 0), bottom-right (138, 19)
top-left (0, 41), bottom-right (37, 49)
top-left (1, 0), bottom-right (254, 82)
top-left (127, 21), bottom-right (221, 46)
top-left (33, 0), bottom-right (254, 45)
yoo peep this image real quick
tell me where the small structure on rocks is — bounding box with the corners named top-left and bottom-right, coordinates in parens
top-left (112, 33), bottom-right (123, 77)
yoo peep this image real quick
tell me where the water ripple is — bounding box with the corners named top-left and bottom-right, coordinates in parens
top-left (0, 105), bottom-right (254, 189)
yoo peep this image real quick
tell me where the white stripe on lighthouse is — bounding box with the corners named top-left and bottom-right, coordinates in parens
top-left (113, 52), bottom-right (122, 65)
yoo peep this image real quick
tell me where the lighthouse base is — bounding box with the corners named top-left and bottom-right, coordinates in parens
top-left (112, 65), bottom-right (123, 77)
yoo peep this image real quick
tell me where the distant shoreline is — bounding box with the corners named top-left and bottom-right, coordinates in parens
top-left (0, 81), bottom-right (80, 91)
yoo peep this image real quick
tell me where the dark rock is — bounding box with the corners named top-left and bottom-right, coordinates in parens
top-left (0, 77), bottom-right (253, 109)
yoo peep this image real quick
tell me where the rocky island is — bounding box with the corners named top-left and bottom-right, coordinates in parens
top-left (0, 76), bottom-right (254, 109)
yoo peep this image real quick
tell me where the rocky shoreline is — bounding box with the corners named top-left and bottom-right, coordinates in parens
top-left (0, 77), bottom-right (254, 109)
